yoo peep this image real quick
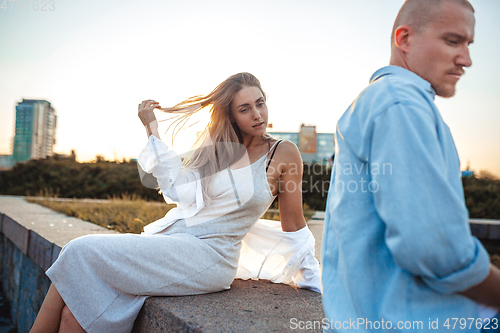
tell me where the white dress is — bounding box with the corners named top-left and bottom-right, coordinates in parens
top-left (46, 136), bottom-right (321, 333)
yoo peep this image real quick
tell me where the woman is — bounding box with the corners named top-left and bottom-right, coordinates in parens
top-left (30, 72), bottom-right (320, 333)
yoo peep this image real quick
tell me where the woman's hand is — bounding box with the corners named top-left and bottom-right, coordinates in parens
top-left (138, 100), bottom-right (162, 138)
top-left (138, 100), bottom-right (161, 126)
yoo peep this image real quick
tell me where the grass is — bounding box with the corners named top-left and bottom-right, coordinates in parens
top-left (26, 193), bottom-right (315, 234)
top-left (26, 193), bottom-right (176, 234)
top-left (491, 255), bottom-right (500, 268)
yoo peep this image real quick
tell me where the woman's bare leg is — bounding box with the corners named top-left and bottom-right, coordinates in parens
top-left (59, 305), bottom-right (85, 333)
top-left (30, 284), bottom-right (65, 333)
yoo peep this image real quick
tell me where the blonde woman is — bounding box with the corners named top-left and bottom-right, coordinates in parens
top-left (30, 73), bottom-right (320, 333)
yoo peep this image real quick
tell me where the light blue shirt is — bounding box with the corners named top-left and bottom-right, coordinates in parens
top-left (322, 66), bottom-right (492, 332)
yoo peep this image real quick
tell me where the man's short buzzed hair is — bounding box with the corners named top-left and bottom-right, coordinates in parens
top-left (391, 0), bottom-right (475, 44)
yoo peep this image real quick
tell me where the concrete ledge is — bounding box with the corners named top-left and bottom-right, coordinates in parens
top-left (132, 279), bottom-right (324, 333)
top-left (28, 230), bottom-right (55, 272)
top-left (0, 196), bottom-right (118, 332)
top-left (2, 214), bottom-right (30, 255)
top-left (0, 196), bottom-right (118, 250)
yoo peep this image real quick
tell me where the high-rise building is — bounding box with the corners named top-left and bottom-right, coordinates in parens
top-left (13, 99), bottom-right (57, 163)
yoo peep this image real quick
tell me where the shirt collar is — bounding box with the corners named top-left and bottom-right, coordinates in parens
top-left (370, 65), bottom-right (436, 100)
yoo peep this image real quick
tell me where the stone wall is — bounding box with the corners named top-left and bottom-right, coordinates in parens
top-left (0, 232), bottom-right (50, 333)
top-left (0, 196), bottom-right (117, 332)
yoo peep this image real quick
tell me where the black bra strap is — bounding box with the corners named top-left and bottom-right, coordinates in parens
top-left (266, 140), bottom-right (283, 172)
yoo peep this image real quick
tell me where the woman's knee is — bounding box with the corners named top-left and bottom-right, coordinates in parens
top-left (62, 235), bottom-right (99, 256)
top-left (59, 305), bottom-right (85, 332)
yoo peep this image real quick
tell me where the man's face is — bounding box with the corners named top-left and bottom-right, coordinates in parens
top-left (407, 2), bottom-right (475, 97)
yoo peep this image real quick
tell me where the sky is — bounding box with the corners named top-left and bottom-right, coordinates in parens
top-left (1, 0), bottom-right (499, 177)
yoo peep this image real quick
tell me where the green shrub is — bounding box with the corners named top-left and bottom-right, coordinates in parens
top-left (462, 172), bottom-right (500, 219)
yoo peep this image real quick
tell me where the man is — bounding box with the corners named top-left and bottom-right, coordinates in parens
top-left (321, 0), bottom-right (500, 332)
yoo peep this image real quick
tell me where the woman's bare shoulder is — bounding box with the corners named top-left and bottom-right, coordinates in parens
top-left (272, 140), bottom-right (302, 163)
top-left (275, 139), bottom-right (299, 152)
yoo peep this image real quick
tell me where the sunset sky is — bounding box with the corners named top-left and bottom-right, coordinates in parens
top-left (1, 0), bottom-right (499, 177)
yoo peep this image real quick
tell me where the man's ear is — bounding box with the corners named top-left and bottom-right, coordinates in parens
top-left (394, 26), bottom-right (412, 53)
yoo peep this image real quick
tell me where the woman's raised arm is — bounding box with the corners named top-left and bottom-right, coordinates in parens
top-left (138, 99), bottom-right (161, 139)
top-left (137, 99), bottom-right (205, 223)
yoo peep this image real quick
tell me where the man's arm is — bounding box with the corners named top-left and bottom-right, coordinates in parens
top-left (461, 264), bottom-right (500, 308)
top-left (369, 101), bottom-right (491, 296)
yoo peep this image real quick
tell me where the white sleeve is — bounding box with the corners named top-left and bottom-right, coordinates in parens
top-left (137, 135), bottom-right (205, 234)
top-left (236, 219), bottom-right (322, 293)
top-left (137, 135), bottom-right (198, 204)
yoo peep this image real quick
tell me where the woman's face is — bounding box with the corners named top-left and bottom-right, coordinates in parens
top-left (230, 85), bottom-right (268, 138)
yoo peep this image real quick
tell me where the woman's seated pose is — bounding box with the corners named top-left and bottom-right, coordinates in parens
top-left (30, 72), bottom-right (321, 333)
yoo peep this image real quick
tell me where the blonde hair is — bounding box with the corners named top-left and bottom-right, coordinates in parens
top-left (160, 72), bottom-right (272, 204)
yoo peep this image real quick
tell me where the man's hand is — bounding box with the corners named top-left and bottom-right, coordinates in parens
top-left (460, 264), bottom-right (500, 309)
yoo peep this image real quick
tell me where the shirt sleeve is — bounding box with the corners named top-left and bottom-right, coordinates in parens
top-left (370, 102), bottom-right (490, 294)
top-left (137, 135), bottom-right (202, 209)
top-left (236, 219), bottom-right (322, 293)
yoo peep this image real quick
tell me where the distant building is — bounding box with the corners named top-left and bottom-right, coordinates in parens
top-left (462, 169), bottom-right (474, 177)
top-left (0, 155), bottom-right (13, 169)
top-left (13, 99), bottom-right (57, 163)
top-left (268, 124), bottom-right (335, 164)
